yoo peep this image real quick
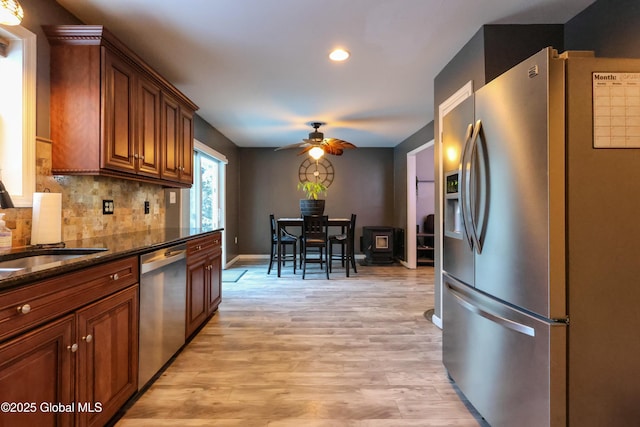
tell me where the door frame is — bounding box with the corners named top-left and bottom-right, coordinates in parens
top-left (183, 139), bottom-right (228, 265)
top-left (405, 140), bottom-right (434, 269)
top-left (433, 81), bottom-right (474, 329)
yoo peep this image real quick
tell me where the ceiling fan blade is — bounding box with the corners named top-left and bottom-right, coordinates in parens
top-left (274, 140), bottom-right (310, 151)
top-left (322, 145), bottom-right (343, 156)
top-left (276, 124), bottom-right (357, 155)
top-left (325, 138), bottom-right (356, 147)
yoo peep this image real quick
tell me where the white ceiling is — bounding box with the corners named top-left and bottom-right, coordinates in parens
top-left (56, 0), bottom-right (595, 148)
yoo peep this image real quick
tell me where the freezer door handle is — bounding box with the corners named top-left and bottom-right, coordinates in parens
top-left (459, 123), bottom-right (475, 250)
top-left (468, 120), bottom-right (485, 254)
top-left (447, 282), bottom-right (535, 337)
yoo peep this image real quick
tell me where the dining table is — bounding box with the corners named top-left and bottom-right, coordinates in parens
top-left (276, 217), bottom-right (352, 278)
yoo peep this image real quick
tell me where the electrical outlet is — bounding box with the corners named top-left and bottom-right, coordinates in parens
top-left (102, 200), bottom-right (114, 215)
top-left (144, 201), bottom-right (150, 214)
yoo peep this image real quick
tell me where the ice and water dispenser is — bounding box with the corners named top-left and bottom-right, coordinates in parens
top-left (444, 171), bottom-right (462, 238)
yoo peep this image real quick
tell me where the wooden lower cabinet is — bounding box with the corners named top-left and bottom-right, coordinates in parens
top-left (76, 286), bottom-right (138, 427)
top-left (185, 233), bottom-right (222, 338)
top-left (0, 257), bottom-right (139, 427)
top-left (185, 254), bottom-right (208, 338)
top-left (0, 315), bottom-right (74, 427)
top-left (0, 286), bottom-right (138, 427)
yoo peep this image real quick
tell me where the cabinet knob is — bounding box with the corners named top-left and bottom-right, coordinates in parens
top-left (196, 245), bottom-right (201, 251)
top-left (140, 155), bottom-right (145, 160)
top-left (110, 273), bottom-right (119, 281)
top-left (134, 153), bottom-right (139, 159)
top-left (16, 304), bottom-right (31, 314)
top-left (83, 334), bottom-right (93, 343)
top-left (67, 343), bottom-right (78, 352)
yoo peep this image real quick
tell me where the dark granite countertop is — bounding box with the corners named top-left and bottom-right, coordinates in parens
top-left (0, 227), bottom-right (222, 292)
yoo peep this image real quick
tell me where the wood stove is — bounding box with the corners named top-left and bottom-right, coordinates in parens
top-left (361, 226), bottom-right (395, 264)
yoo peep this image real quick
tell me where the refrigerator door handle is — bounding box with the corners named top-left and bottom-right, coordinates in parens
top-left (469, 120), bottom-right (484, 254)
top-left (447, 282), bottom-right (536, 337)
top-left (459, 123), bottom-right (475, 250)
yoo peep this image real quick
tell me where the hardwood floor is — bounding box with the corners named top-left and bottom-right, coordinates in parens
top-left (117, 260), bottom-right (486, 426)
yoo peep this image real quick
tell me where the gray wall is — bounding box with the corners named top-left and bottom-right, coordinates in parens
top-left (565, 0), bottom-right (640, 57)
top-left (238, 147), bottom-right (394, 255)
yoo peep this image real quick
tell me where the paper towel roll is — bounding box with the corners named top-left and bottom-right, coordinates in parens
top-left (31, 192), bottom-right (62, 245)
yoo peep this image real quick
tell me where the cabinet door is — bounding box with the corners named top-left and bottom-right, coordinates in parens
top-left (207, 250), bottom-right (222, 316)
top-left (179, 108), bottom-right (194, 184)
top-left (76, 286), bottom-right (139, 427)
top-left (137, 76), bottom-right (162, 177)
top-left (186, 255), bottom-right (208, 338)
top-left (103, 51), bottom-right (136, 173)
top-left (0, 315), bottom-right (74, 427)
top-left (161, 94), bottom-right (181, 181)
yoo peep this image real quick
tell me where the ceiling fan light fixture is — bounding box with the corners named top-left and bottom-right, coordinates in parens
top-left (309, 146), bottom-right (325, 160)
top-left (329, 48), bottom-right (350, 62)
top-left (0, 0), bottom-right (23, 25)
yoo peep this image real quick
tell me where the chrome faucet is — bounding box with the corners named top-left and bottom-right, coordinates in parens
top-left (0, 180), bottom-right (15, 208)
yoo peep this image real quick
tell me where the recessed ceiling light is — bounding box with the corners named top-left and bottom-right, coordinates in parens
top-left (329, 48), bottom-right (350, 62)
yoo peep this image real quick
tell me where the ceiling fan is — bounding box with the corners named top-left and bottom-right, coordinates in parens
top-left (275, 122), bottom-right (357, 157)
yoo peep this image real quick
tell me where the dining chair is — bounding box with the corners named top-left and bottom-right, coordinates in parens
top-left (328, 213), bottom-right (357, 276)
top-left (268, 214), bottom-right (298, 274)
top-left (301, 215), bottom-right (329, 279)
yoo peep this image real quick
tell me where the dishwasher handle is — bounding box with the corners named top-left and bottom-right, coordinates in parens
top-left (141, 248), bottom-right (186, 274)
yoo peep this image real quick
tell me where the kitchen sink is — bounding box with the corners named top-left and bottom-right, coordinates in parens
top-left (0, 248), bottom-right (108, 271)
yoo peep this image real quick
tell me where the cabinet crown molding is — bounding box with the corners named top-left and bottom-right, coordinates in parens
top-left (43, 25), bottom-right (198, 111)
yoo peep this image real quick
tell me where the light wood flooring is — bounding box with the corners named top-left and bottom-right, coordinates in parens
top-left (117, 259), bottom-right (486, 426)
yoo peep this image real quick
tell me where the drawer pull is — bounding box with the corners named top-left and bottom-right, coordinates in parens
top-left (16, 304), bottom-right (31, 314)
top-left (67, 343), bottom-right (78, 352)
top-left (110, 273), bottom-right (119, 281)
top-left (83, 334), bottom-right (93, 343)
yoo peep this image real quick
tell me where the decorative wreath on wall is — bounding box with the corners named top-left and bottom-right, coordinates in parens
top-left (298, 157), bottom-right (334, 187)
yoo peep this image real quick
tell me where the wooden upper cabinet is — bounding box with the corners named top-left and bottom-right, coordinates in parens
top-left (161, 93), bottom-right (194, 184)
top-left (179, 108), bottom-right (195, 184)
top-left (137, 75), bottom-right (162, 177)
top-left (103, 50), bottom-right (136, 173)
top-left (161, 94), bottom-right (181, 182)
top-left (44, 25), bottom-right (198, 188)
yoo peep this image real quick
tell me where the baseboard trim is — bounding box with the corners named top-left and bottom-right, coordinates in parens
top-left (431, 314), bottom-right (443, 329)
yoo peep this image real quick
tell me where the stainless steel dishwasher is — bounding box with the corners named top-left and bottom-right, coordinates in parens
top-left (139, 243), bottom-right (187, 389)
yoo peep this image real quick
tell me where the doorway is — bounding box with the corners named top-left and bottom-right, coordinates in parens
top-left (405, 140), bottom-right (434, 269)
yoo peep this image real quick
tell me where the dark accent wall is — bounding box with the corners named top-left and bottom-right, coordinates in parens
top-left (565, 0), bottom-right (640, 58)
top-left (238, 147), bottom-right (394, 255)
top-left (193, 116), bottom-right (240, 262)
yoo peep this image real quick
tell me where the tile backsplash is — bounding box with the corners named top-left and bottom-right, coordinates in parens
top-left (1, 137), bottom-right (166, 247)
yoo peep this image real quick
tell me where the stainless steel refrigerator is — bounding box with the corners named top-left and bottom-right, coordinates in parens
top-left (442, 47), bottom-right (640, 426)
